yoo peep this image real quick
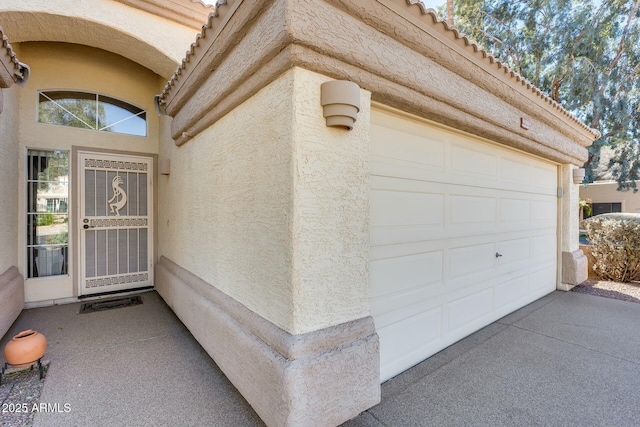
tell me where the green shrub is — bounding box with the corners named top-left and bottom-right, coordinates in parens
top-left (583, 213), bottom-right (640, 282)
top-left (36, 213), bottom-right (54, 226)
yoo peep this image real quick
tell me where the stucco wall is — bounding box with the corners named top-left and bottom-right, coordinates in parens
top-left (159, 69), bottom-right (295, 332)
top-left (290, 69), bottom-right (371, 333)
top-left (0, 0), bottom-right (202, 78)
top-left (159, 67), bottom-right (371, 335)
top-left (17, 42), bottom-right (164, 303)
top-left (0, 83), bottom-right (19, 274)
top-left (579, 181), bottom-right (640, 215)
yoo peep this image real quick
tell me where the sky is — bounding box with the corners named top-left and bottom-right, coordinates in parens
top-left (421, 1), bottom-right (446, 10)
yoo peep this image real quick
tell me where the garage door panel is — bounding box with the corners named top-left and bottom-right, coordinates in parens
top-left (370, 189), bottom-right (444, 228)
top-left (372, 290), bottom-right (443, 329)
top-left (530, 263), bottom-right (557, 294)
top-left (371, 108), bottom-right (558, 383)
top-left (450, 195), bottom-right (497, 224)
top-left (370, 238), bottom-right (448, 260)
top-left (496, 238), bottom-right (530, 265)
top-left (370, 191), bottom-right (555, 246)
top-left (533, 164), bottom-right (558, 190)
top-left (371, 124), bottom-right (445, 169)
top-left (448, 243), bottom-right (495, 278)
top-left (372, 224), bottom-right (551, 250)
top-left (500, 157), bottom-right (534, 185)
top-left (450, 144), bottom-right (498, 179)
top-left (371, 227), bottom-right (438, 247)
top-left (377, 306), bottom-right (442, 363)
top-left (500, 198), bottom-right (532, 222)
top-left (495, 274), bottom-right (530, 309)
top-left (533, 200), bottom-right (557, 221)
top-left (445, 288), bottom-right (494, 333)
top-left (371, 158), bottom-right (553, 196)
top-left (380, 340), bottom-right (444, 384)
top-left (371, 157), bottom-right (451, 184)
top-left (532, 234), bottom-right (557, 259)
top-left (370, 252), bottom-right (443, 298)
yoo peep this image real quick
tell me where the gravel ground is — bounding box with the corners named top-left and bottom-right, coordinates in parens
top-left (0, 362), bottom-right (49, 427)
top-left (572, 277), bottom-right (640, 303)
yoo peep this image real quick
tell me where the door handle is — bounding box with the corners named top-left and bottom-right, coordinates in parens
top-left (83, 224), bottom-right (90, 230)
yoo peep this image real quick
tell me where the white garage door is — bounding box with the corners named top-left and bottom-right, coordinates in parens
top-left (370, 108), bottom-right (558, 382)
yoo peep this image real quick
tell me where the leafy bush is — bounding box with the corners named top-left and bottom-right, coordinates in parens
top-left (36, 213), bottom-right (54, 226)
top-left (46, 232), bottom-right (68, 245)
top-left (583, 213), bottom-right (640, 282)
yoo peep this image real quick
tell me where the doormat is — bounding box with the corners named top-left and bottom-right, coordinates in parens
top-left (79, 295), bottom-right (143, 314)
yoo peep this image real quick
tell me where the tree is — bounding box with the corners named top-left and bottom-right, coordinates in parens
top-left (450, 0), bottom-right (640, 190)
top-left (38, 93), bottom-right (110, 132)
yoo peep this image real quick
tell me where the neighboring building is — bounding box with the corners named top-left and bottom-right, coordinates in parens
top-left (0, 1), bottom-right (599, 426)
top-left (580, 180), bottom-right (640, 217)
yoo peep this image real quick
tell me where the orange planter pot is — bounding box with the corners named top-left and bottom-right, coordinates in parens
top-left (4, 330), bottom-right (47, 368)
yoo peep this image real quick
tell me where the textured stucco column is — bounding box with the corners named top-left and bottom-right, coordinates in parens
top-left (559, 164), bottom-right (588, 290)
top-left (289, 68), bottom-right (372, 334)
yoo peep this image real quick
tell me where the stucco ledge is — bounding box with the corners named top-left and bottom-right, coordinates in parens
top-left (155, 256), bottom-right (380, 427)
top-left (560, 250), bottom-right (588, 290)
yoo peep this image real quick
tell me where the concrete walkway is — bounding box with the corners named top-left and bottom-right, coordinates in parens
top-left (0, 291), bottom-right (263, 427)
top-left (1, 290), bottom-right (639, 426)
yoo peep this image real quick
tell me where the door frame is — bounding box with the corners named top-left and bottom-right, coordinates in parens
top-left (72, 146), bottom-right (158, 297)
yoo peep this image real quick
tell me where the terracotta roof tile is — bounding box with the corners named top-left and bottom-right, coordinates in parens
top-left (0, 26), bottom-right (26, 88)
top-left (158, 0), bottom-right (240, 106)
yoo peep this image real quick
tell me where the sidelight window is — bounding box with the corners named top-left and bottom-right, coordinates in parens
top-left (27, 150), bottom-right (69, 278)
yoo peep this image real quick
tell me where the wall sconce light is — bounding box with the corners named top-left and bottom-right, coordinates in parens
top-left (572, 168), bottom-right (585, 184)
top-left (320, 80), bottom-right (361, 130)
top-left (159, 159), bottom-right (170, 176)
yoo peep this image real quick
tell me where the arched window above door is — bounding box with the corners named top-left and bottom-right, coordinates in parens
top-left (38, 90), bottom-right (147, 137)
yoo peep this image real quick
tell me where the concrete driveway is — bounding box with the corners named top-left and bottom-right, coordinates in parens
top-left (1, 290), bottom-right (639, 426)
top-left (346, 290), bottom-right (640, 427)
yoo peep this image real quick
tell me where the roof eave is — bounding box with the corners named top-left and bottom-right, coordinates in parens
top-left (112, 0), bottom-right (215, 30)
top-left (0, 26), bottom-right (27, 88)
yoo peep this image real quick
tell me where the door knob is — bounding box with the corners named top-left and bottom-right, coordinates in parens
top-left (83, 224), bottom-right (90, 229)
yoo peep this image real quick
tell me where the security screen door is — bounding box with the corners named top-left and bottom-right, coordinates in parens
top-left (79, 151), bottom-right (153, 295)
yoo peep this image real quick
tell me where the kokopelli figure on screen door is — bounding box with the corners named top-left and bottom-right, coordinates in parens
top-left (108, 175), bottom-right (127, 216)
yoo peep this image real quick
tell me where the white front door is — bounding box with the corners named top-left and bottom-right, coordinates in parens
top-left (78, 151), bottom-right (153, 295)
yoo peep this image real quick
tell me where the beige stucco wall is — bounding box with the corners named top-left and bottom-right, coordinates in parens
top-left (159, 67), bottom-right (371, 335)
top-left (290, 69), bottom-right (371, 333)
top-left (17, 42), bottom-right (165, 303)
top-left (0, 0), bottom-right (202, 78)
top-left (0, 83), bottom-right (20, 273)
top-left (579, 181), bottom-right (640, 214)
